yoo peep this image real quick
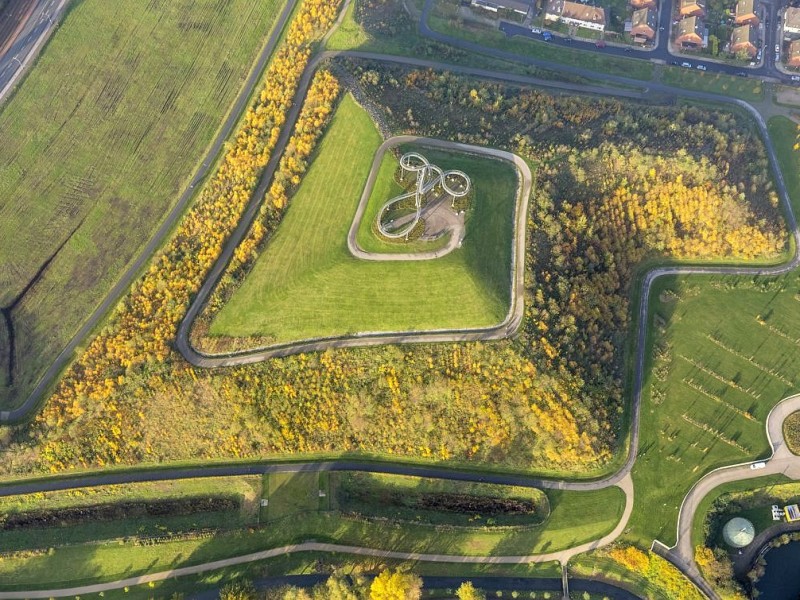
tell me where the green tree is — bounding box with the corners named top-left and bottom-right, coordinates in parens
top-left (457, 582), bottom-right (487, 600)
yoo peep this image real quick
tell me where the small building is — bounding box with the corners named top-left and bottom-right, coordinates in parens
top-left (734, 0), bottom-right (759, 26)
top-left (678, 0), bottom-right (705, 18)
top-left (545, 0), bottom-right (607, 31)
top-left (722, 517), bottom-right (755, 548)
top-left (630, 0), bottom-right (657, 9)
top-left (785, 503), bottom-right (800, 521)
top-left (785, 7), bottom-right (800, 37)
top-left (675, 15), bottom-right (704, 47)
top-left (470, 0), bottom-right (534, 15)
top-left (730, 24), bottom-right (758, 58)
top-left (787, 40), bottom-right (800, 67)
top-left (631, 7), bottom-right (657, 41)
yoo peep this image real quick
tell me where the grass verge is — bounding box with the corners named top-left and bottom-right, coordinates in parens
top-left (661, 67), bottom-right (764, 102)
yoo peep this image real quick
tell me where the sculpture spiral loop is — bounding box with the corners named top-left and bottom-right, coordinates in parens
top-left (377, 152), bottom-right (471, 240)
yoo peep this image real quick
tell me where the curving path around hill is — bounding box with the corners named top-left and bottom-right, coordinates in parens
top-left (178, 134), bottom-right (531, 367)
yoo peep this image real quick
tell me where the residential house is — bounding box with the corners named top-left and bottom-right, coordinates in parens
top-left (733, 0), bottom-right (758, 26)
top-left (788, 39), bottom-right (800, 67)
top-left (678, 0), bottom-right (705, 17)
top-left (631, 7), bottom-right (657, 41)
top-left (730, 24), bottom-right (757, 57)
top-left (675, 15), bottom-right (704, 47)
top-left (470, 0), bottom-right (533, 15)
top-left (545, 0), bottom-right (607, 31)
top-left (630, 0), bottom-right (657, 10)
top-left (785, 7), bottom-right (800, 37)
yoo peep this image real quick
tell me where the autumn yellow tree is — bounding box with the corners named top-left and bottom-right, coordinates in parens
top-left (456, 582), bottom-right (486, 600)
top-left (369, 569), bottom-right (422, 600)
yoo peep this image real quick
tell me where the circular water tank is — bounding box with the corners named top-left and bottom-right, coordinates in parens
top-left (722, 517), bottom-right (755, 548)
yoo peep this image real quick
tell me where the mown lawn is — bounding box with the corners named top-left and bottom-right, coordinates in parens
top-left (661, 67), bottom-right (764, 102)
top-left (0, 470), bottom-right (623, 590)
top-left (210, 93), bottom-right (518, 342)
top-left (0, 0), bottom-right (284, 407)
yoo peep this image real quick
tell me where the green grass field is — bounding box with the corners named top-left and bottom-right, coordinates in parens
top-left (0, 0), bottom-right (284, 407)
top-left (0, 470), bottom-right (624, 591)
top-left (210, 94), bottom-right (518, 342)
top-left (661, 67), bottom-right (764, 102)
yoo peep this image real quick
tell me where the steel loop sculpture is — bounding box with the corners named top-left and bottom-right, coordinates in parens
top-left (377, 152), bottom-right (471, 240)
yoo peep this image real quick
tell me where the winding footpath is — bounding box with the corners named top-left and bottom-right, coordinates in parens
top-left (2, 0), bottom-right (800, 597)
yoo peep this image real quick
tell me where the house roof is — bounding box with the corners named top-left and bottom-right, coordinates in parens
top-left (676, 15), bottom-right (704, 38)
top-left (631, 7), bottom-right (657, 30)
top-left (789, 40), bottom-right (800, 65)
top-left (679, 0), bottom-right (705, 12)
top-left (786, 7), bottom-right (800, 29)
top-left (735, 0), bottom-right (755, 17)
top-left (545, 0), bottom-right (606, 25)
top-left (731, 24), bottom-right (756, 47)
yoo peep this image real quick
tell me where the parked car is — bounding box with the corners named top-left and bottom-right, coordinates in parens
top-left (792, 75), bottom-right (800, 82)
top-left (542, 31), bottom-right (553, 41)
top-left (531, 26), bottom-right (542, 34)
top-left (681, 61), bottom-right (692, 68)
top-left (776, 43), bottom-right (781, 53)
top-left (736, 71), bottom-right (748, 77)
top-left (696, 64), bottom-right (707, 70)
top-left (624, 46), bottom-right (632, 52)
top-left (595, 40), bottom-right (606, 48)
top-left (750, 461), bottom-right (767, 470)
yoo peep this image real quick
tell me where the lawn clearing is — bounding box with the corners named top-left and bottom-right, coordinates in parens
top-left (661, 67), bottom-right (764, 102)
top-left (0, 0), bottom-right (284, 409)
top-left (210, 93), bottom-right (518, 343)
top-left (769, 116), bottom-right (800, 217)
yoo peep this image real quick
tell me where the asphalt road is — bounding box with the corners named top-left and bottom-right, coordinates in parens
top-left (191, 575), bottom-right (643, 600)
top-left (496, 0), bottom-right (793, 83)
top-left (0, 0), bottom-right (67, 105)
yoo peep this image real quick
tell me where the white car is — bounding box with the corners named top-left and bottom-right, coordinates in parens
top-left (681, 61), bottom-right (692, 68)
top-left (750, 461), bottom-right (767, 470)
top-left (776, 43), bottom-right (781, 53)
top-left (696, 64), bottom-right (707, 71)
top-left (792, 75), bottom-right (800, 82)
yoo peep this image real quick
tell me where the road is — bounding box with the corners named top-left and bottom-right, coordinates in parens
top-left (496, 0), bottom-right (793, 83)
top-left (0, 0), bottom-right (68, 106)
top-left (191, 575), bottom-right (642, 600)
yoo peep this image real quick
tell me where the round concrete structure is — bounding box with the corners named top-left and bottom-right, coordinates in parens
top-left (722, 517), bottom-right (755, 548)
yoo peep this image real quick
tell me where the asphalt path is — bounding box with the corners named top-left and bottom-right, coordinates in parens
top-left (652, 393), bottom-right (800, 598)
top-left (0, 0), bottom-right (67, 106)
top-left (0, 0), bottom-right (299, 422)
top-left (190, 575), bottom-right (643, 600)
